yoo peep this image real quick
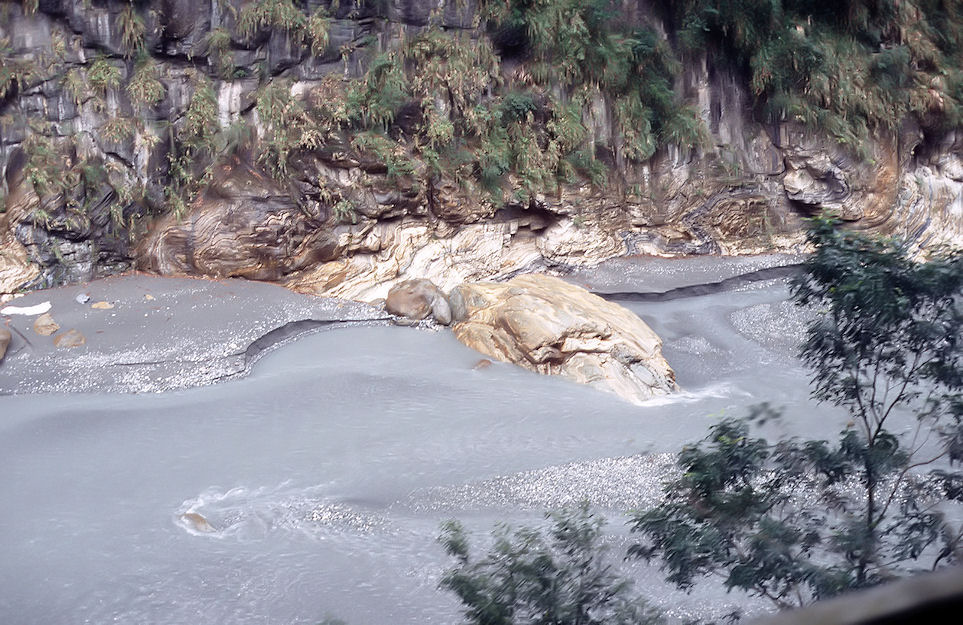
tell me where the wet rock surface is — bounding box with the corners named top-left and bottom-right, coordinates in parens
top-left (0, 274), bottom-right (388, 394)
top-left (450, 274), bottom-right (679, 405)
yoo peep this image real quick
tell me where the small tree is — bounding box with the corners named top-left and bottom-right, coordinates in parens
top-left (629, 217), bottom-right (963, 608)
top-left (440, 505), bottom-right (664, 625)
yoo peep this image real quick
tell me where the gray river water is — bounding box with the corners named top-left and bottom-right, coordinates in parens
top-left (0, 271), bottom-right (852, 625)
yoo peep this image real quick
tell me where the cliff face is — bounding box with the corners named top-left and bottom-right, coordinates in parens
top-left (1, 0), bottom-right (961, 300)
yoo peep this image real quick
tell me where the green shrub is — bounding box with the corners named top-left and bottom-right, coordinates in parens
top-left (631, 217), bottom-right (963, 607)
top-left (255, 80), bottom-right (324, 179)
top-left (441, 505), bottom-right (665, 625)
top-left (657, 0), bottom-right (963, 151)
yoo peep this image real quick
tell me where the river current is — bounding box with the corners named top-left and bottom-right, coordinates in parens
top-left (0, 270), bottom-right (850, 624)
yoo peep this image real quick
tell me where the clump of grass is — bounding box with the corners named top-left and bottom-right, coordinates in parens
top-left (237, 0), bottom-right (331, 57)
top-left (205, 28), bottom-right (236, 80)
top-left (118, 3), bottom-right (146, 58)
top-left (482, 0), bottom-right (706, 162)
top-left (332, 198), bottom-right (357, 224)
top-left (62, 66), bottom-right (87, 106)
top-left (0, 37), bottom-right (36, 99)
top-left (126, 55), bottom-right (166, 108)
top-left (101, 116), bottom-right (136, 143)
top-left (21, 127), bottom-right (62, 196)
top-left (345, 52), bottom-right (407, 130)
top-left (87, 56), bottom-right (121, 98)
top-left (255, 80), bottom-right (324, 179)
top-left (165, 75), bottom-right (220, 218)
top-left (351, 131), bottom-right (415, 182)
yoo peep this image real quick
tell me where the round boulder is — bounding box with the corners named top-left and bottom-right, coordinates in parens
top-left (385, 279), bottom-right (452, 325)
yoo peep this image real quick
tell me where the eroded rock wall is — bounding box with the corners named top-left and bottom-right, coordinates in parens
top-left (1, 1), bottom-right (960, 299)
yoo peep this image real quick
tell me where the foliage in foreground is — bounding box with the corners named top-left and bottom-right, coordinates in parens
top-left (440, 506), bottom-right (663, 625)
top-left (629, 217), bottom-right (963, 608)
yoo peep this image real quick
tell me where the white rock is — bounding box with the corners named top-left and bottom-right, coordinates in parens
top-left (1, 301), bottom-right (52, 316)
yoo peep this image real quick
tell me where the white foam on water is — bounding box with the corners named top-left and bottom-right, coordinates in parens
top-left (176, 481), bottom-right (384, 541)
top-left (640, 381), bottom-right (747, 406)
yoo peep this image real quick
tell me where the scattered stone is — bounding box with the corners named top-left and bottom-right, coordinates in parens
top-left (0, 326), bottom-right (10, 363)
top-left (75, 293), bottom-right (90, 304)
top-left (385, 279), bottom-right (452, 325)
top-left (1, 301), bottom-right (51, 316)
top-left (144, 294), bottom-right (155, 301)
top-left (91, 301), bottom-right (114, 310)
top-left (33, 313), bottom-right (60, 336)
top-left (449, 274), bottom-right (678, 405)
top-left (53, 329), bottom-right (86, 349)
top-left (178, 512), bottom-right (216, 533)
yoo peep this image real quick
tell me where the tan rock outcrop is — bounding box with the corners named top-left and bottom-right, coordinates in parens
top-left (285, 218), bottom-right (626, 302)
top-left (137, 159), bottom-right (338, 281)
top-left (0, 210), bottom-right (41, 294)
top-left (449, 274), bottom-right (678, 405)
top-left (0, 326), bottom-right (10, 363)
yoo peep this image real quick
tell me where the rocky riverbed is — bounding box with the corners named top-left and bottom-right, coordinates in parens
top-left (0, 273), bottom-right (387, 394)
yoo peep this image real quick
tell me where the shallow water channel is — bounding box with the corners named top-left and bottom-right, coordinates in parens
top-left (0, 267), bottom-right (851, 624)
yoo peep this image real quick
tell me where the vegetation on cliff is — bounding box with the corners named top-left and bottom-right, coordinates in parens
top-left (656, 0), bottom-right (963, 153)
top-left (2, 0), bottom-right (963, 285)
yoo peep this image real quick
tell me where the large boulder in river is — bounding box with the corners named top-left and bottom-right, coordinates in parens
top-left (385, 279), bottom-right (452, 325)
top-left (449, 274), bottom-right (678, 404)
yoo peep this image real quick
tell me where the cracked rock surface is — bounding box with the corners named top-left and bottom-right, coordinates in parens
top-left (449, 274), bottom-right (679, 405)
top-left (0, 274), bottom-right (387, 394)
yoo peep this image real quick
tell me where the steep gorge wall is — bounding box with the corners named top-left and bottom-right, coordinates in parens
top-left (1, 0), bottom-right (961, 301)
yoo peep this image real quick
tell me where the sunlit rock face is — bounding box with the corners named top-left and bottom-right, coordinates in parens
top-left (448, 274), bottom-right (679, 405)
top-left (0, 225), bottom-right (40, 296)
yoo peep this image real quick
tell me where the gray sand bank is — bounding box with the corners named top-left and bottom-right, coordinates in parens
top-left (0, 274), bottom-right (386, 394)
